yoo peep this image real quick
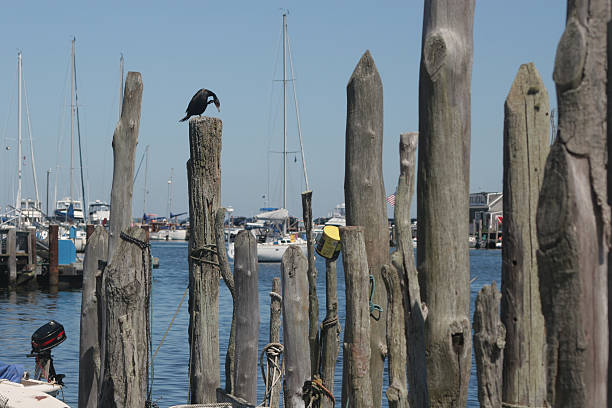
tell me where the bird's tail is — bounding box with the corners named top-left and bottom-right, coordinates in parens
top-left (179, 114), bottom-right (190, 122)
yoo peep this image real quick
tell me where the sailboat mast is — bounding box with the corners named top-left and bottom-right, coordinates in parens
top-left (282, 12), bottom-right (287, 213)
top-left (70, 37), bottom-right (75, 201)
top-left (143, 145), bottom-right (149, 218)
top-left (16, 52), bottom-right (22, 223)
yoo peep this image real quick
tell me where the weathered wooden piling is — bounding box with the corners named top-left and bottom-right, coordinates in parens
top-left (281, 245), bottom-right (310, 408)
top-left (268, 277), bottom-right (282, 408)
top-left (48, 224), bottom-right (59, 287)
top-left (86, 224), bottom-right (94, 241)
top-left (27, 226), bottom-right (36, 272)
top-left (537, 1), bottom-right (609, 406)
top-left (107, 72), bottom-right (143, 260)
top-left (344, 50), bottom-right (388, 408)
top-left (99, 226), bottom-right (151, 408)
top-left (319, 258), bottom-right (340, 408)
top-left (214, 208), bottom-right (236, 394)
top-left (501, 63), bottom-right (549, 407)
top-left (7, 227), bottom-right (16, 285)
top-left (381, 263), bottom-right (408, 408)
top-left (417, 1), bottom-right (474, 406)
top-left (233, 231), bottom-right (259, 405)
top-left (391, 132), bottom-right (428, 407)
top-left (473, 282), bottom-right (505, 408)
top-left (340, 226), bottom-right (373, 408)
top-left (187, 116), bottom-right (223, 403)
top-left (301, 190), bottom-right (319, 375)
top-left (79, 226), bottom-right (108, 408)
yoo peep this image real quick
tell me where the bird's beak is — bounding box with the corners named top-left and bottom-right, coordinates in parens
top-left (215, 100), bottom-right (221, 112)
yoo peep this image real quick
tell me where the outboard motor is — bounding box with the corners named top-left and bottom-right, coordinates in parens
top-left (27, 320), bottom-right (66, 385)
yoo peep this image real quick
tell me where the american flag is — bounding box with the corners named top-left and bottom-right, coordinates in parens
top-left (386, 193), bottom-right (396, 206)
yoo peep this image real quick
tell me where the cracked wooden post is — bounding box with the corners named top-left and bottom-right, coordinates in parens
top-left (344, 50), bottom-right (388, 407)
top-left (268, 277), bottom-right (282, 408)
top-left (301, 190), bottom-right (319, 376)
top-left (537, 1), bottom-right (609, 406)
top-left (501, 63), bottom-right (549, 407)
top-left (187, 116), bottom-right (222, 403)
top-left (48, 224), bottom-right (58, 287)
top-left (473, 282), bottom-right (506, 408)
top-left (391, 132), bottom-right (428, 407)
top-left (107, 72), bottom-right (143, 260)
top-left (79, 226), bottom-right (108, 408)
top-left (281, 245), bottom-right (310, 408)
top-left (214, 208), bottom-right (237, 395)
top-left (417, 1), bottom-right (474, 406)
top-left (99, 226), bottom-right (151, 407)
top-left (319, 258), bottom-right (340, 408)
top-left (233, 231), bottom-right (259, 405)
top-left (340, 226), bottom-right (373, 408)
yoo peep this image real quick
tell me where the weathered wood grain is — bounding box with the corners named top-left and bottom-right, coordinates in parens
top-left (107, 72), bottom-right (143, 260)
top-left (301, 190), bottom-right (319, 376)
top-left (319, 259), bottom-right (340, 408)
top-left (268, 277), bottom-right (282, 408)
top-left (79, 226), bottom-right (108, 408)
top-left (537, 1), bottom-right (610, 405)
top-left (99, 226), bottom-right (151, 407)
top-left (48, 224), bottom-right (58, 287)
top-left (501, 62), bottom-right (549, 407)
top-left (187, 116), bottom-right (223, 403)
top-left (233, 231), bottom-right (259, 405)
top-left (281, 245), bottom-right (311, 408)
top-left (417, 2), bottom-right (474, 406)
top-left (473, 282), bottom-right (506, 408)
top-left (344, 50), bottom-right (389, 408)
top-left (340, 226), bottom-right (373, 408)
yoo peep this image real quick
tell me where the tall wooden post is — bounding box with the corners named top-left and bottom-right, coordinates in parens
top-left (340, 226), bottom-right (373, 408)
top-left (537, 1), bottom-right (610, 406)
top-left (233, 231), bottom-right (259, 405)
top-left (319, 259), bottom-right (340, 408)
top-left (344, 50), bottom-right (388, 407)
top-left (501, 63), bottom-right (549, 407)
top-left (301, 190), bottom-right (319, 375)
top-left (268, 278), bottom-right (283, 408)
top-left (281, 245), bottom-right (310, 408)
top-left (107, 72), bottom-right (143, 260)
top-left (48, 224), bottom-right (59, 287)
top-left (473, 282), bottom-right (505, 408)
top-left (86, 224), bottom-right (94, 241)
top-left (99, 227), bottom-right (151, 407)
top-left (7, 227), bottom-right (16, 285)
top-left (417, 1), bottom-right (474, 406)
top-left (187, 116), bottom-right (222, 403)
top-left (27, 226), bottom-right (36, 272)
top-left (79, 226), bottom-right (108, 408)
top-left (391, 132), bottom-right (428, 407)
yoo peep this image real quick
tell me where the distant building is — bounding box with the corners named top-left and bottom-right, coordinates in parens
top-left (469, 192), bottom-right (502, 234)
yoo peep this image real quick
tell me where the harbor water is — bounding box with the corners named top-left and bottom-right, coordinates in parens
top-left (0, 241), bottom-right (501, 407)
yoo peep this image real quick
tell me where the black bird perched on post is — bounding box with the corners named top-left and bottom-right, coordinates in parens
top-left (179, 88), bottom-right (220, 122)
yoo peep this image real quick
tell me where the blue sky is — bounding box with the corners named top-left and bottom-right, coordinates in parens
top-left (0, 1), bottom-right (565, 219)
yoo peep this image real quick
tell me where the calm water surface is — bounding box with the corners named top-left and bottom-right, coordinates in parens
top-left (0, 241), bottom-right (500, 407)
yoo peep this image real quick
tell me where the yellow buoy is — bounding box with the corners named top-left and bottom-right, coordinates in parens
top-left (316, 225), bottom-right (341, 261)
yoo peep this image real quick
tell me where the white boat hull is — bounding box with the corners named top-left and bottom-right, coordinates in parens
top-left (0, 379), bottom-right (68, 407)
top-left (228, 239), bottom-right (308, 262)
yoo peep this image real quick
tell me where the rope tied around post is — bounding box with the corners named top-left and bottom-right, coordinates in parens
top-left (369, 275), bottom-right (383, 320)
top-left (302, 375), bottom-right (336, 408)
top-left (258, 342), bottom-right (284, 407)
top-left (190, 244), bottom-right (219, 267)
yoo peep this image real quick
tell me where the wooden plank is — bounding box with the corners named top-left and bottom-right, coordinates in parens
top-left (281, 245), bottom-right (310, 408)
top-left (301, 190), bottom-right (319, 376)
top-left (340, 226), bottom-right (373, 408)
top-left (233, 231), bottom-right (259, 405)
top-left (417, 1), bottom-right (474, 406)
top-left (501, 62), bottom-right (549, 407)
top-left (187, 116), bottom-right (223, 403)
top-left (99, 226), bottom-right (151, 407)
top-left (344, 50), bottom-right (388, 407)
top-left (537, 1), bottom-right (610, 406)
top-left (319, 259), bottom-right (340, 408)
top-left (79, 226), bottom-right (108, 408)
top-left (473, 282), bottom-right (505, 408)
top-left (107, 72), bottom-right (143, 260)
top-left (391, 132), bottom-right (428, 407)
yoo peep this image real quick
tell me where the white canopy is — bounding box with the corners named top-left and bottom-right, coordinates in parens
top-left (255, 208), bottom-right (289, 221)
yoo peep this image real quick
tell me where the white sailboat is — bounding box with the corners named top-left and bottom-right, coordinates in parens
top-left (229, 12), bottom-right (309, 262)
